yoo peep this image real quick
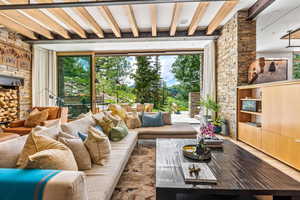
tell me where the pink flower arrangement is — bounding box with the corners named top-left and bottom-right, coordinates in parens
top-left (200, 123), bottom-right (215, 138)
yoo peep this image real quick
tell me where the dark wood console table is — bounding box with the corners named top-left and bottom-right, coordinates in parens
top-left (156, 139), bottom-right (300, 200)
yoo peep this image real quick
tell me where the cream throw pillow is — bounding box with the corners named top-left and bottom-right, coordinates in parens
top-left (17, 132), bottom-right (78, 170)
top-left (84, 126), bottom-right (111, 165)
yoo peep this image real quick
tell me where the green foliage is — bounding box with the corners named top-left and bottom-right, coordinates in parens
top-left (131, 56), bottom-right (161, 107)
top-left (95, 56), bottom-right (135, 103)
top-left (199, 95), bottom-right (220, 117)
top-left (171, 55), bottom-right (201, 100)
top-left (293, 54), bottom-right (300, 79)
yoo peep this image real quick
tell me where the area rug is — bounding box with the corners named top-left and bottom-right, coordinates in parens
top-left (111, 145), bottom-right (156, 200)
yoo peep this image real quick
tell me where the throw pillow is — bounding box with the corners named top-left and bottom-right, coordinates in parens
top-left (45, 107), bottom-right (60, 120)
top-left (110, 121), bottom-right (129, 142)
top-left (104, 111), bottom-right (122, 126)
top-left (141, 112), bottom-right (164, 127)
top-left (84, 126), bottom-right (111, 165)
top-left (162, 112), bottom-right (172, 125)
top-left (125, 112), bottom-right (141, 129)
top-left (78, 132), bottom-right (87, 141)
top-left (108, 104), bottom-right (127, 120)
top-left (24, 109), bottom-right (49, 128)
top-left (58, 137), bottom-right (92, 170)
top-left (94, 115), bottom-right (114, 136)
top-left (18, 132), bottom-right (78, 170)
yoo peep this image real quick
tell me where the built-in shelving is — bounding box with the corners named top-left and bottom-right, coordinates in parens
top-left (240, 98), bottom-right (261, 101)
top-left (240, 110), bottom-right (262, 116)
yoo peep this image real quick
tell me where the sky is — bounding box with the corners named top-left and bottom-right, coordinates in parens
top-left (126, 55), bottom-right (179, 87)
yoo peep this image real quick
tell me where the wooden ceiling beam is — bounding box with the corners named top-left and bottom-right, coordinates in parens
top-left (74, 7), bottom-right (104, 38)
top-left (98, 6), bottom-right (121, 38)
top-left (124, 5), bottom-right (139, 37)
top-left (4, 0), bottom-right (70, 39)
top-left (0, 0), bottom-right (236, 10)
top-left (207, 0), bottom-right (238, 35)
top-left (0, 2), bottom-right (53, 39)
top-left (0, 13), bottom-right (37, 40)
top-left (63, 0), bottom-right (103, 38)
top-left (150, 4), bottom-right (157, 37)
top-left (36, 0), bottom-right (86, 38)
top-left (188, 2), bottom-right (209, 36)
top-left (170, 3), bottom-right (183, 36)
top-left (248, 0), bottom-right (275, 20)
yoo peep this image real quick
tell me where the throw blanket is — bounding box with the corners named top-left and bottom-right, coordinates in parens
top-left (0, 168), bottom-right (61, 200)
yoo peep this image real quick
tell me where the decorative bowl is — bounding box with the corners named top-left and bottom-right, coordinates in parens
top-left (182, 145), bottom-right (211, 161)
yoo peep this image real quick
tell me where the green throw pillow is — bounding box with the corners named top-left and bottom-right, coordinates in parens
top-left (109, 121), bottom-right (128, 142)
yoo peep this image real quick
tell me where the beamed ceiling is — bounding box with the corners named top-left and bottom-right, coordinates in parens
top-left (0, 0), bottom-right (256, 41)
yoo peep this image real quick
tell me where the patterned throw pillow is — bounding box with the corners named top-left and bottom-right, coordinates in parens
top-left (125, 112), bottom-right (142, 129)
top-left (108, 104), bottom-right (127, 120)
top-left (94, 115), bottom-right (114, 137)
top-left (58, 136), bottom-right (92, 170)
top-left (141, 112), bottom-right (164, 127)
top-left (104, 111), bottom-right (122, 126)
top-left (84, 126), bottom-right (111, 165)
top-left (110, 121), bottom-right (129, 142)
top-left (24, 109), bottom-right (49, 128)
top-left (17, 131), bottom-right (78, 170)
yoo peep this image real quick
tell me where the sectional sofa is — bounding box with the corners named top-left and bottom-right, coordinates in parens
top-left (0, 114), bottom-right (197, 200)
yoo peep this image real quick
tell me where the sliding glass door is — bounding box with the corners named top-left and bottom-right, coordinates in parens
top-left (57, 55), bottom-right (92, 118)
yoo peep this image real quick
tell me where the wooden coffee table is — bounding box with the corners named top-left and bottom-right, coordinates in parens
top-left (156, 139), bottom-right (300, 200)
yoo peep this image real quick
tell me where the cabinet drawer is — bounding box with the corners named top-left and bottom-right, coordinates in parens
top-left (288, 137), bottom-right (300, 170)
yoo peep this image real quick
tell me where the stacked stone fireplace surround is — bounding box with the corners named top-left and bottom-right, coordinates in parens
top-left (0, 29), bottom-right (32, 128)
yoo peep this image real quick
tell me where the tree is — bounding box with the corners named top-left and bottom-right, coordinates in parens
top-left (171, 55), bottom-right (201, 100)
top-left (132, 56), bottom-right (161, 106)
top-left (95, 56), bottom-right (134, 103)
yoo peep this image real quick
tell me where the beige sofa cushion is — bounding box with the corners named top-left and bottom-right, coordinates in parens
top-left (25, 109), bottom-right (49, 128)
top-left (0, 135), bottom-right (28, 168)
top-left (58, 136), bottom-right (92, 170)
top-left (136, 123), bottom-right (197, 139)
top-left (85, 131), bottom-right (138, 200)
top-left (61, 115), bottom-right (96, 137)
top-left (84, 126), bottom-right (111, 165)
top-left (17, 132), bottom-right (78, 170)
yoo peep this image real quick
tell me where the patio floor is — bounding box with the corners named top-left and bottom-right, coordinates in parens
top-left (171, 111), bottom-right (200, 124)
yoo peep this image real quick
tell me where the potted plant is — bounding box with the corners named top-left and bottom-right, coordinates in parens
top-left (212, 117), bottom-right (223, 134)
top-left (199, 95), bottom-right (220, 122)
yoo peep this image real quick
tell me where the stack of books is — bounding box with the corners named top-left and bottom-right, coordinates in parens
top-left (204, 137), bottom-right (223, 148)
top-left (181, 162), bottom-right (217, 184)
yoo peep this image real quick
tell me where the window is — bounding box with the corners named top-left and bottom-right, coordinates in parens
top-left (57, 55), bottom-right (92, 118)
top-left (293, 52), bottom-right (300, 79)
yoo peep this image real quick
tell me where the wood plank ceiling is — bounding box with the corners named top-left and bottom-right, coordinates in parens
top-left (0, 0), bottom-right (240, 41)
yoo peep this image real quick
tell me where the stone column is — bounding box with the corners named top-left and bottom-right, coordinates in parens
top-left (216, 11), bottom-right (256, 138)
top-left (189, 92), bottom-right (200, 118)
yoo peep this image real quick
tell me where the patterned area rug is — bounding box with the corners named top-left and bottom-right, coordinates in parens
top-left (111, 145), bottom-right (156, 200)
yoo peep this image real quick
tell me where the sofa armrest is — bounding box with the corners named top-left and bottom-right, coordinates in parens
top-left (9, 120), bottom-right (25, 128)
top-left (43, 171), bottom-right (87, 200)
top-left (41, 119), bottom-right (60, 127)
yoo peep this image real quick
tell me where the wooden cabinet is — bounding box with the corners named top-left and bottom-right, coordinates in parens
top-left (262, 86), bottom-right (282, 134)
top-left (238, 81), bottom-right (300, 170)
top-left (281, 84), bottom-right (300, 138)
top-left (238, 123), bottom-right (261, 149)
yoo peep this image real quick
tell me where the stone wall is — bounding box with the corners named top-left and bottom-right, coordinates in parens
top-left (189, 92), bottom-right (200, 118)
top-left (216, 11), bottom-right (256, 138)
top-left (0, 29), bottom-right (32, 120)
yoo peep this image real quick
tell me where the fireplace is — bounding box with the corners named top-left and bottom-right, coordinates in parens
top-left (0, 75), bottom-right (24, 128)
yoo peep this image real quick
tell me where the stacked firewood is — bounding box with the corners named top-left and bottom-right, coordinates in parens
top-left (0, 89), bottom-right (18, 123)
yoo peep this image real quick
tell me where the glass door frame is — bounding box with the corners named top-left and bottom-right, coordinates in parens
top-left (57, 50), bottom-right (203, 114)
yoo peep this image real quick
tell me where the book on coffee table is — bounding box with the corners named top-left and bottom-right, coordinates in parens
top-left (181, 162), bottom-right (217, 184)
